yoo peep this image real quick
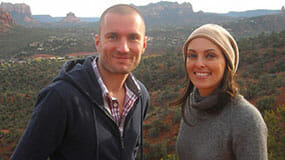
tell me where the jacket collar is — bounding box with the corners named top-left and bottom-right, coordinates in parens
top-left (53, 55), bottom-right (141, 108)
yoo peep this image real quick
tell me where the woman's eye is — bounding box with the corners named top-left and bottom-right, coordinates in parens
top-left (206, 53), bottom-right (216, 58)
top-left (187, 53), bottom-right (197, 58)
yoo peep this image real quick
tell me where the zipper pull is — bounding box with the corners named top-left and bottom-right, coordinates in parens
top-left (120, 135), bottom-right (125, 149)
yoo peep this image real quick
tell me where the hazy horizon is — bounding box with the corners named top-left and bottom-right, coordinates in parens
top-left (1, 0), bottom-right (284, 17)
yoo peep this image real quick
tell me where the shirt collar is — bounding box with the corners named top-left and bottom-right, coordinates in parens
top-left (91, 57), bottom-right (141, 96)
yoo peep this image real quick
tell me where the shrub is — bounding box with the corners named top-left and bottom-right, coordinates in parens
top-left (256, 96), bottom-right (276, 115)
top-left (264, 105), bottom-right (285, 160)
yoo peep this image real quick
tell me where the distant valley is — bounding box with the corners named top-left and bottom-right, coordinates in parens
top-left (1, 1), bottom-right (285, 60)
top-left (1, 1), bottom-right (285, 160)
top-left (0, 1), bottom-right (283, 26)
top-left (32, 15), bottom-right (99, 23)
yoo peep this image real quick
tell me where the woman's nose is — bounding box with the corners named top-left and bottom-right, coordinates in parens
top-left (195, 57), bottom-right (206, 68)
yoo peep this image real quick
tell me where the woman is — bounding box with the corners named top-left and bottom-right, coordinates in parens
top-left (173, 24), bottom-right (268, 160)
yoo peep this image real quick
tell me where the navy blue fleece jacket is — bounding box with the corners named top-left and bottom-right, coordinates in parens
top-left (11, 56), bottom-right (150, 160)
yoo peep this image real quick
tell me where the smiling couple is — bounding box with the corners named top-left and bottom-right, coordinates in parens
top-left (11, 4), bottom-right (267, 160)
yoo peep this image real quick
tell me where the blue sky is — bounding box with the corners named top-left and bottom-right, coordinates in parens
top-left (1, 0), bottom-right (284, 17)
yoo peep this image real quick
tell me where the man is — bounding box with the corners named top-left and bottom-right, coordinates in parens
top-left (11, 4), bottom-right (149, 160)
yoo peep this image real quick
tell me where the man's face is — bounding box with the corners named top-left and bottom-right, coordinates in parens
top-left (95, 13), bottom-right (147, 75)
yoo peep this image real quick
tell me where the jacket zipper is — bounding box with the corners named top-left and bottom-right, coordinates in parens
top-left (120, 135), bottom-right (124, 149)
top-left (101, 108), bottom-right (125, 149)
top-left (95, 95), bottom-right (141, 152)
top-left (121, 98), bottom-right (140, 149)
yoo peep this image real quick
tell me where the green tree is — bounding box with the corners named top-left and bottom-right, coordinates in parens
top-left (256, 96), bottom-right (276, 115)
top-left (264, 105), bottom-right (285, 160)
top-left (145, 141), bottom-right (168, 160)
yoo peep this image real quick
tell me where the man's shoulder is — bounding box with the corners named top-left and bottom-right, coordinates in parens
top-left (134, 78), bottom-right (149, 97)
top-left (39, 80), bottom-right (76, 98)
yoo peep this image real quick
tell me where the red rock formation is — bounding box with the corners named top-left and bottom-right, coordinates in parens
top-left (0, 2), bottom-right (36, 24)
top-left (0, 8), bottom-right (14, 32)
top-left (0, 2), bottom-right (31, 17)
top-left (61, 12), bottom-right (80, 23)
top-left (0, 8), bottom-right (14, 25)
top-left (137, 1), bottom-right (194, 17)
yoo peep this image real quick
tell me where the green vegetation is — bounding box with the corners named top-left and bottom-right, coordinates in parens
top-left (224, 14), bottom-right (285, 38)
top-left (0, 58), bottom-right (65, 158)
top-left (0, 26), bottom-right (97, 59)
top-left (2, 15), bottom-right (285, 60)
top-left (1, 26), bottom-right (285, 159)
top-left (265, 105), bottom-right (285, 160)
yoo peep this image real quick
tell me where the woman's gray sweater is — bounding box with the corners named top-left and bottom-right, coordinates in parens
top-left (176, 95), bottom-right (268, 160)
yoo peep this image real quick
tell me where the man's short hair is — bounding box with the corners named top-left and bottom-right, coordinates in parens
top-left (98, 4), bottom-right (146, 35)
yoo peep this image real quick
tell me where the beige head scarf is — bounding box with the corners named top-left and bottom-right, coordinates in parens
top-left (183, 24), bottom-right (239, 73)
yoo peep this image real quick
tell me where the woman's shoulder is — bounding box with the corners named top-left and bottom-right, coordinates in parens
top-left (228, 95), bottom-right (267, 130)
top-left (229, 95), bottom-right (260, 115)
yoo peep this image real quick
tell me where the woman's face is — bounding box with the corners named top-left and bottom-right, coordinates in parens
top-left (186, 37), bottom-right (226, 96)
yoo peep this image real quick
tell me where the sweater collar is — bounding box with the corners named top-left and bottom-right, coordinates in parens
top-left (190, 87), bottom-right (221, 111)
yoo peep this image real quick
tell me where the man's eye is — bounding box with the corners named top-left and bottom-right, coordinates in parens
top-left (107, 34), bottom-right (117, 40)
top-left (129, 35), bottom-right (140, 41)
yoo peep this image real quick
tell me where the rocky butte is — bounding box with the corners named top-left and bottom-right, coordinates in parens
top-left (0, 8), bottom-right (14, 32)
top-left (0, 2), bottom-right (36, 24)
top-left (137, 1), bottom-right (194, 17)
top-left (134, 1), bottom-right (234, 26)
top-left (61, 12), bottom-right (80, 23)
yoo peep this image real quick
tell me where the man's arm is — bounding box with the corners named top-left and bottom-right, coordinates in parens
top-left (134, 81), bottom-right (150, 158)
top-left (10, 87), bottom-right (67, 160)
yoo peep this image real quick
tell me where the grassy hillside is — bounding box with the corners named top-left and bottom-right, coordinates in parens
top-left (1, 30), bottom-right (285, 159)
top-left (0, 25), bottom-right (97, 59)
top-left (224, 14), bottom-right (285, 38)
top-left (1, 13), bottom-right (285, 61)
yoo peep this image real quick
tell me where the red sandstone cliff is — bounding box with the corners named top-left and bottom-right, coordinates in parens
top-left (61, 12), bottom-right (80, 23)
top-left (0, 8), bottom-right (14, 32)
top-left (0, 2), bottom-right (36, 24)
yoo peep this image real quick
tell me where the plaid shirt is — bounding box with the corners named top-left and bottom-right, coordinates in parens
top-left (92, 58), bottom-right (139, 136)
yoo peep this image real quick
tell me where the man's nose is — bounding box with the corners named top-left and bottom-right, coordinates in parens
top-left (117, 38), bottom-right (130, 53)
